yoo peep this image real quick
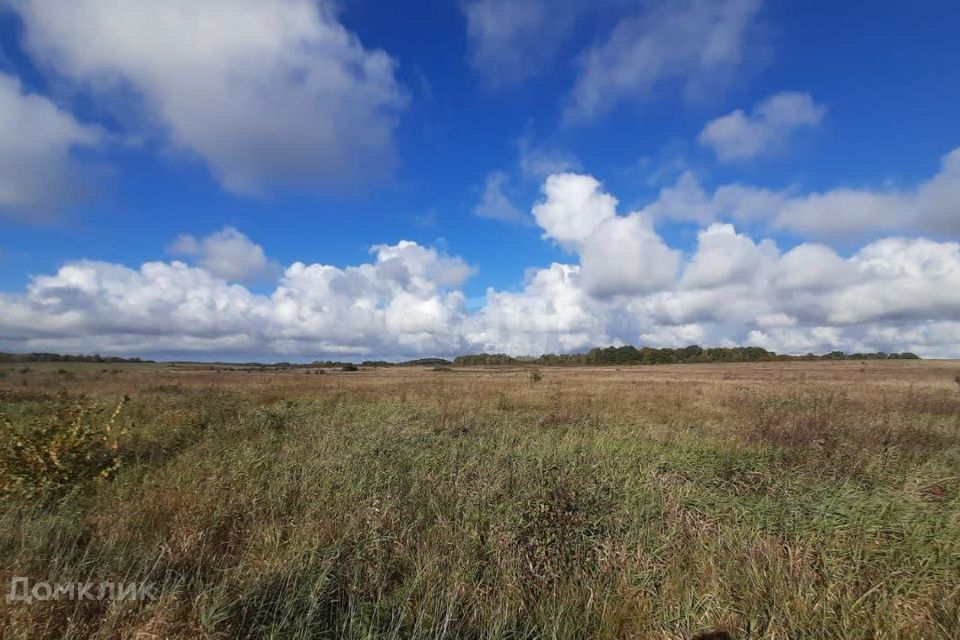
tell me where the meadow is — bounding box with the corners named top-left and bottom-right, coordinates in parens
top-left (1, 359), bottom-right (958, 639)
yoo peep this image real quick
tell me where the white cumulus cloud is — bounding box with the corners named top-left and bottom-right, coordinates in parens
top-left (699, 91), bottom-right (826, 162)
top-left (168, 227), bottom-right (279, 283)
top-left (579, 214), bottom-right (679, 297)
top-left (533, 174), bottom-right (617, 248)
top-left (682, 223), bottom-right (778, 289)
top-left (640, 146), bottom-right (960, 239)
top-left (0, 240), bottom-right (473, 359)
top-left (532, 173), bottom-right (680, 296)
top-left (0, 71), bottom-right (102, 221)
top-left (773, 148), bottom-right (960, 238)
top-left (11, 0), bottom-right (406, 195)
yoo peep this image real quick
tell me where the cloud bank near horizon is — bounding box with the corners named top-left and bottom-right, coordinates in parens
top-left (4, 158), bottom-right (960, 361)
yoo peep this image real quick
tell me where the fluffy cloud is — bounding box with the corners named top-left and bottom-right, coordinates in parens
top-left (774, 190), bottom-right (906, 237)
top-left (565, 0), bottom-right (764, 122)
top-left (823, 238), bottom-right (960, 324)
top-left (3, 174), bottom-right (960, 359)
top-left (168, 227), bottom-right (278, 283)
top-left (0, 241), bottom-right (472, 358)
top-left (469, 263), bottom-right (607, 355)
top-left (11, 0), bottom-right (405, 194)
top-left (699, 91), bottom-right (825, 162)
top-left (0, 72), bottom-right (102, 221)
top-left (642, 146), bottom-right (960, 238)
top-left (774, 149), bottom-right (960, 237)
top-left (640, 172), bottom-right (720, 224)
top-left (533, 174), bottom-right (617, 247)
top-left (915, 149), bottom-right (960, 235)
top-left (531, 173), bottom-right (680, 296)
top-left (682, 223), bottom-right (778, 289)
top-left (488, 177), bottom-right (960, 357)
top-left (267, 242), bottom-right (471, 355)
top-left (579, 214), bottom-right (679, 297)
top-left (473, 226), bottom-right (960, 358)
top-left (640, 171), bottom-right (792, 226)
top-left (773, 244), bottom-right (855, 292)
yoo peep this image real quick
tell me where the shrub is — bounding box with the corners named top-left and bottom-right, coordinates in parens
top-left (341, 364), bottom-right (359, 372)
top-left (529, 369), bottom-right (543, 384)
top-left (0, 394), bottom-right (129, 501)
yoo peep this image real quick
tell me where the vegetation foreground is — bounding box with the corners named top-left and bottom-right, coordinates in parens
top-left (1, 361), bottom-right (958, 639)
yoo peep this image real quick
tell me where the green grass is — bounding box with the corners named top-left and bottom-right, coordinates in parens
top-left (1, 369), bottom-right (958, 639)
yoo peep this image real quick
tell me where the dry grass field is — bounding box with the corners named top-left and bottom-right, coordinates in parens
top-left (1, 360), bottom-right (959, 638)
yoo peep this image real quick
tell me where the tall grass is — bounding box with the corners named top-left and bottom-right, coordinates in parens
top-left (1, 362), bottom-right (958, 638)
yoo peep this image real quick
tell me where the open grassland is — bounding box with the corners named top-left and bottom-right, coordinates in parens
top-left (1, 360), bottom-right (959, 639)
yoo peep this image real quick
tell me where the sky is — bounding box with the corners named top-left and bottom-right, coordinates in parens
top-left (1, 0), bottom-right (959, 361)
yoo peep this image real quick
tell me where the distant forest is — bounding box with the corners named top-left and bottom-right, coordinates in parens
top-left (0, 346), bottom-right (921, 368)
top-left (0, 352), bottom-right (153, 364)
top-left (453, 346), bottom-right (920, 366)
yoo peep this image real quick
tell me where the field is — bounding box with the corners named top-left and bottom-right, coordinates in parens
top-left (1, 360), bottom-right (959, 639)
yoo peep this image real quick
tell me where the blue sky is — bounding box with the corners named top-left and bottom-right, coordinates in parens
top-left (1, 0), bottom-right (959, 360)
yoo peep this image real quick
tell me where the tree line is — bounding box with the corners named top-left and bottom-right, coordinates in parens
top-left (0, 347), bottom-right (920, 368)
top-left (0, 352), bottom-right (153, 364)
top-left (453, 346), bottom-right (920, 366)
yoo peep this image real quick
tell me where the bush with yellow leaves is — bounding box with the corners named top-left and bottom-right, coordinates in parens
top-left (0, 393), bottom-right (128, 501)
